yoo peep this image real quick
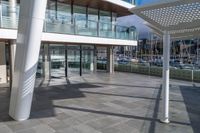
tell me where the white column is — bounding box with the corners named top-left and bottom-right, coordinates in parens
top-left (9, 0), bottom-right (47, 121)
top-left (90, 50), bottom-right (94, 72)
top-left (107, 46), bottom-right (114, 74)
top-left (161, 31), bottom-right (170, 123)
top-left (8, 0), bottom-right (17, 28)
top-left (0, 44), bottom-right (7, 84)
top-left (10, 40), bottom-right (16, 80)
top-left (9, 40), bottom-right (16, 88)
top-left (43, 44), bottom-right (51, 80)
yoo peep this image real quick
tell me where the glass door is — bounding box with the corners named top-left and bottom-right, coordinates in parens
top-left (67, 45), bottom-right (80, 76)
top-left (82, 47), bottom-right (94, 74)
top-left (50, 44), bottom-right (65, 78)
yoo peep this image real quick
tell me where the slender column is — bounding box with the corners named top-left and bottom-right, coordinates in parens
top-left (197, 39), bottom-right (200, 67)
top-left (65, 45), bottom-right (68, 77)
top-left (10, 40), bottom-right (16, 77)
top-left (43, 44), bottom-right (51, 80)
top-left (107, 46), bottom-right (114, 74)
top-left (0, 43), bottom-right (7, 84)
top-left (9, 0), bottom-right (47, 121)
top-left (71, 0), bottom-right (74, 24)
top-left (93, 45), bottom-right (97, 73)
top-left (97, 9), bottom-right (100, 37)
top-left (8, 0), bottom-right (17, 28)
top-left (86, 6), bottom-right (88, 27)
top-left (55, 0), bottom-right (58, 20)
top-left (9, 40), bottom-right (16, 88)
top-left (161, 31), bottom-right (170, 124)
top-left (80, 45), bottom-right (82, 76)
top-left (90, 50), bottom-right (94, 72)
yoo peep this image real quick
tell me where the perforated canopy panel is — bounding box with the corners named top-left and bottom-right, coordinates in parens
top-left (131, 0), bottom-right (200, 39)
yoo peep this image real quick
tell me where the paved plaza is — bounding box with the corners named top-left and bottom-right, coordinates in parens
top-left (0, 72), bottom-right (200, 133)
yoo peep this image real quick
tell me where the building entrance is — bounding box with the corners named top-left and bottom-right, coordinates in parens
top-left (49, 44), bottom-right (95, 79)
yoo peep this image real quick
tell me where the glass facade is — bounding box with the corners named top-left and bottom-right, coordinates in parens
top-left (0, 0), bottom-right (137, 82)
top-left (88, 8), bottom-right (98, 21)
top-left (0, 1), bottom-right (138, 40)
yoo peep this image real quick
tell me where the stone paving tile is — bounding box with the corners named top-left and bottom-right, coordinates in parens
top-left (101, 120), bottom-right (140, 133)
top-left (6, 119), bottom-right (41, 132)
top-left (33, 124), bottom-right (55, 133)
top-left (74, 113), bottom-right (106, 123)
top-left (59, 124), bottom-right (102, 133)
top-left (0, 124), bottom-right (13, 133)
top-left (62, 117), bottom-right (83, 128)
top-left (15, 128), bottom-right (36, 133)
top-left (86, 116), bottom-right (124, 131)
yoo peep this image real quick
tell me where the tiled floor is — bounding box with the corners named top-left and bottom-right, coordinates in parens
top-left (0, 72), bottom-right (200, 133)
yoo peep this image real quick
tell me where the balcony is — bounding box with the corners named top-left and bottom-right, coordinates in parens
top-left (0, 3), bottom-right (137, 41)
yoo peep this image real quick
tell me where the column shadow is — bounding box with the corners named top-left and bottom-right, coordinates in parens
top-left (179, 85), bottom-right (200, 133)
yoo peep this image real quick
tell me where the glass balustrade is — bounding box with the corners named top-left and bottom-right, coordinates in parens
top-left (0, 3), bottom-right (137, 40)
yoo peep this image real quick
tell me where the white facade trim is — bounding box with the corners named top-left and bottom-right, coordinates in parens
top-left (0, 29), bottom-right (137, 46)
top-left (104, 0), bottom-right (135, 9)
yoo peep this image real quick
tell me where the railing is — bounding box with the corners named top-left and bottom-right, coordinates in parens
top-left (96, 63), bottom-right (200, 83)
top-left (0, 3), bottom-right (138, 41)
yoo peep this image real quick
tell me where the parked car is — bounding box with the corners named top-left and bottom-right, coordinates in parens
top-left (180, 64), bottom-right (194, 70)
top-left (97, 58), bottom-right (107, 64)
top-left (118, 59), bottom-right (130, 65)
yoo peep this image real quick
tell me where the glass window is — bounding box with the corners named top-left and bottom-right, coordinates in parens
top-left (57, 3), bottom-right (71, 22)
top-left (47, 1), bottom-right (71, 23)
top-left (88, 8), bottom-right (98, 21)
top-left (99, 10), bottom-right (112, 38)
top-left (73, 5), bottom-right (86, 21)
top-left (100, 10), bottom-right (111, 23)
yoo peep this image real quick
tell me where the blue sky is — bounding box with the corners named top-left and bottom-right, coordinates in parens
top-left (136, 0), bottom-right (161, 6)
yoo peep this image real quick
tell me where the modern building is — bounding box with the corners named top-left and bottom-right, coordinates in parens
top-left (0, 0), bottom-right (137, 121)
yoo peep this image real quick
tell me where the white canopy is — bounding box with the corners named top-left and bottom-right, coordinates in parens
top-left (131, 0), bottom-right (200, 39)
top-left (130, 0), bottom-right (200, 124)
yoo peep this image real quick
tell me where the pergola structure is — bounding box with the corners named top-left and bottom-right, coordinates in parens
top-left (131, 0), bottom-right (200, 123)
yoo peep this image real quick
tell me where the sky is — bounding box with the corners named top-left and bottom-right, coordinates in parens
top-left (136, 0), bottom-right (162, 6)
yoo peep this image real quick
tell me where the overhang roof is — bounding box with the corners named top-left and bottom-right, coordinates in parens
top-left (131, 0), bottom-right (200, 39)
top-left (57, 0), bottom-right (135, 17)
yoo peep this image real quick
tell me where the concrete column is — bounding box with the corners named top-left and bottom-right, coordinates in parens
top-left (9, 0), bottom-right (47, 121)
top-left (9, 40), bottom-right (16, 88)
top-left (161, 31), bottom-right (170, 124)
top-left (8, 0), bottom-right (17, 28)
top-left (0, 44), bottom-right (7, 84)
top-left (107, 46), bottom-right (114, 74)
top-left (43, 44), bottom-right (51, 80)
top-left (93, 45), bottom-right (97, 73)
